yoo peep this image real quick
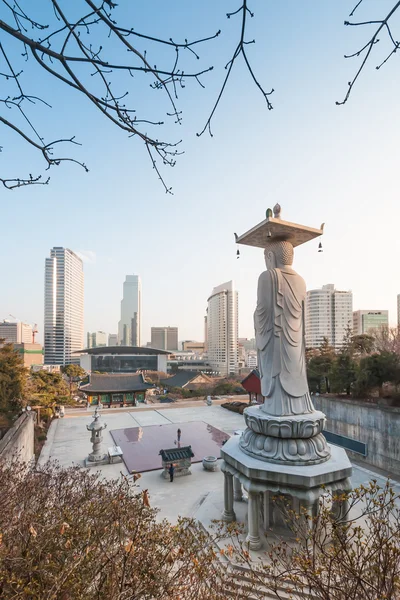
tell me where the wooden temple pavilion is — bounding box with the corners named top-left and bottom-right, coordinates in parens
top-left (80, 373), bottom-right (154, 407)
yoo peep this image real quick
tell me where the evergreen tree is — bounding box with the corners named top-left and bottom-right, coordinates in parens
top-left (0, 342), bottom-right (27, 416)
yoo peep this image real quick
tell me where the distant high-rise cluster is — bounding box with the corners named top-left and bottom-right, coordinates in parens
top-left (305, 284), bottom-right (353, 350)
top-left (206, 280), bottom-right (239, 376)
top-left (24, 248), bottom-right (396, 371)
top-left (118, 275), bottom-right (141, 346)
top-left (44, 247), bottom-right (84, 365)
top-left (87, 331), bottom-right (107, 348)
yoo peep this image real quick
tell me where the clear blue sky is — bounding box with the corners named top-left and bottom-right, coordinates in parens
top-left (1, 1), bottom-right (400, 344)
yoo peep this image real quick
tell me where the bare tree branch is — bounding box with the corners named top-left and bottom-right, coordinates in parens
top-left (0, 1), bottom-right (220, 191)
top-left (337, 0), bottom-right (400, 106)
top-left (197, 0), bottom-right (273, 138)
top-left (2, 1), bottom-right (399, 191)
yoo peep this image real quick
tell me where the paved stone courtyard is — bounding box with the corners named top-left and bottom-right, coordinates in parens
top-left (39, 404), bottom-right (400, 525)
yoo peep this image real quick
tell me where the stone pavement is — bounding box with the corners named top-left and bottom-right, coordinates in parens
top-left (39, 405), bottom-right (400, 526)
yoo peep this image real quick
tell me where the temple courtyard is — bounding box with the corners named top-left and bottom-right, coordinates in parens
top-left (38, 403), bottom-right (400, 526)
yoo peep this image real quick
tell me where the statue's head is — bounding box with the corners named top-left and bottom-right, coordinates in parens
top-left (264, 239), bottom-right (294, 269)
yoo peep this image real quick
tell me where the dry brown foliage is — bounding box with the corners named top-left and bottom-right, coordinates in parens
top-left (0, 460), bottom-right (244, 599)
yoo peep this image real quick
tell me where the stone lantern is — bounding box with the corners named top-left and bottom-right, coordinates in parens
top-left (85, 407), bottom-right (108, 466)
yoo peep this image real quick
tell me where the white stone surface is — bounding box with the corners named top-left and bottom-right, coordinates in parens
top-left (131, 410), bottom-right (172, 427)
top-left (39, 411), bottom-right (139, 470)
top-left (39, 406), bottom-right (246, 471)
top-left (38, 405), bottom-right (400, 526)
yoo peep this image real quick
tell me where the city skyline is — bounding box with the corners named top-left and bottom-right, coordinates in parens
top-left (2, 258), bottom-right (398, 347)
top-left (1, 2), bottom-right (400, 344)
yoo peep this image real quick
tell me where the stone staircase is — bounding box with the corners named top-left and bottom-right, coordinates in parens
top-left (190, 521), bottom-right (314, 600)
top-left (223, 564), bottom-right (313, 599)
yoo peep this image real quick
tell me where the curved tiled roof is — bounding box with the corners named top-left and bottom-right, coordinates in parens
top-left (160, 371), bottom-right (212, 389)
top-left (80, 373), bottom-right (154, 393)
top-left (159, 446), bottom-right (194, 461)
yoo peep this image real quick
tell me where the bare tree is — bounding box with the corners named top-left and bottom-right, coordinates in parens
top-left (1, 1), bottom-right (400, 191)
top-left (0, 459), bottom-right (249, 599)
top-left (0, 0), bottom-right (269, 192)
top-left (371, 326), bottom-right (400, 355)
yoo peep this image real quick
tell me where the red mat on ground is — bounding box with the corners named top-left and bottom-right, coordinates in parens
top-left (110, 421), bottom-right (230, 473)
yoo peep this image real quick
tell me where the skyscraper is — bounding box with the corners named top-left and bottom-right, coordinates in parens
top-left (108, 333), bottom-right (118, 346)
top-left (118, 275), bottom-right (141, 346)
top-left (151, 327), bottom-right (178, 350)
top-left (44, 247), bottom-right (84, 365)
top-left (353, 310), bottom-right (389, 335)
top-left (206, 280), bottom-right (239, 376)
top-left (305, 284), bottom-right (352, 349)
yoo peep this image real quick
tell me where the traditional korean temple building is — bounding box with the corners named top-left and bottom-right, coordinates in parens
top-left (80, 373), bottom-right (154, 407)
top-left (160, 370), bottom-right (213, 391)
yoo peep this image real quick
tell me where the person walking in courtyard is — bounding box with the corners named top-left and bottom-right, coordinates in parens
top-left (177, 428), bottom-right (181, 443)
top-left (169, 463), bottom-right (175, 483)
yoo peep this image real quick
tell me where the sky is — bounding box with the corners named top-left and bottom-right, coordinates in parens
top-left (1, 0), bottom-right (400, 345)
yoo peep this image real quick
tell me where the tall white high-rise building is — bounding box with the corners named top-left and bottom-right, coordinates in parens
top-left (206, 280), bottom-right (239, 376)
top-left (44, 247), bottom-right (84, 365)
top-left (118, 275), bottom-right (141, 346)
top-left (305, 284), bottom-right (353, 350)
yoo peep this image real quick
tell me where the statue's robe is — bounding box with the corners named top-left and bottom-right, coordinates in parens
top-left (254, 267), bottom-right (313, 416)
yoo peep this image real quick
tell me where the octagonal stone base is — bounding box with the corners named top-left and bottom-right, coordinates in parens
top-left (222, 436), bottom-right (352, 493)
top-left (220, 436), bottom-right (352, 548)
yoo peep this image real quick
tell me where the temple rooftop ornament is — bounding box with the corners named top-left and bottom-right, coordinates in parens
top-left (235, 206), bottom-right (324, 249)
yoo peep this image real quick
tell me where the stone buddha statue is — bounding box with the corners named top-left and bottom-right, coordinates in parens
top-left (254, 239), bottom-right (314, 416)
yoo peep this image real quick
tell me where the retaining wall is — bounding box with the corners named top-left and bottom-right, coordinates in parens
top-left (314, 396), bottom-right (400, 476)
top-left (0, 412), bottom-right (35, 464)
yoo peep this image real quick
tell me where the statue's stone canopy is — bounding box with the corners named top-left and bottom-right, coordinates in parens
top-left (235, 206), bottom-right (324, 249)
